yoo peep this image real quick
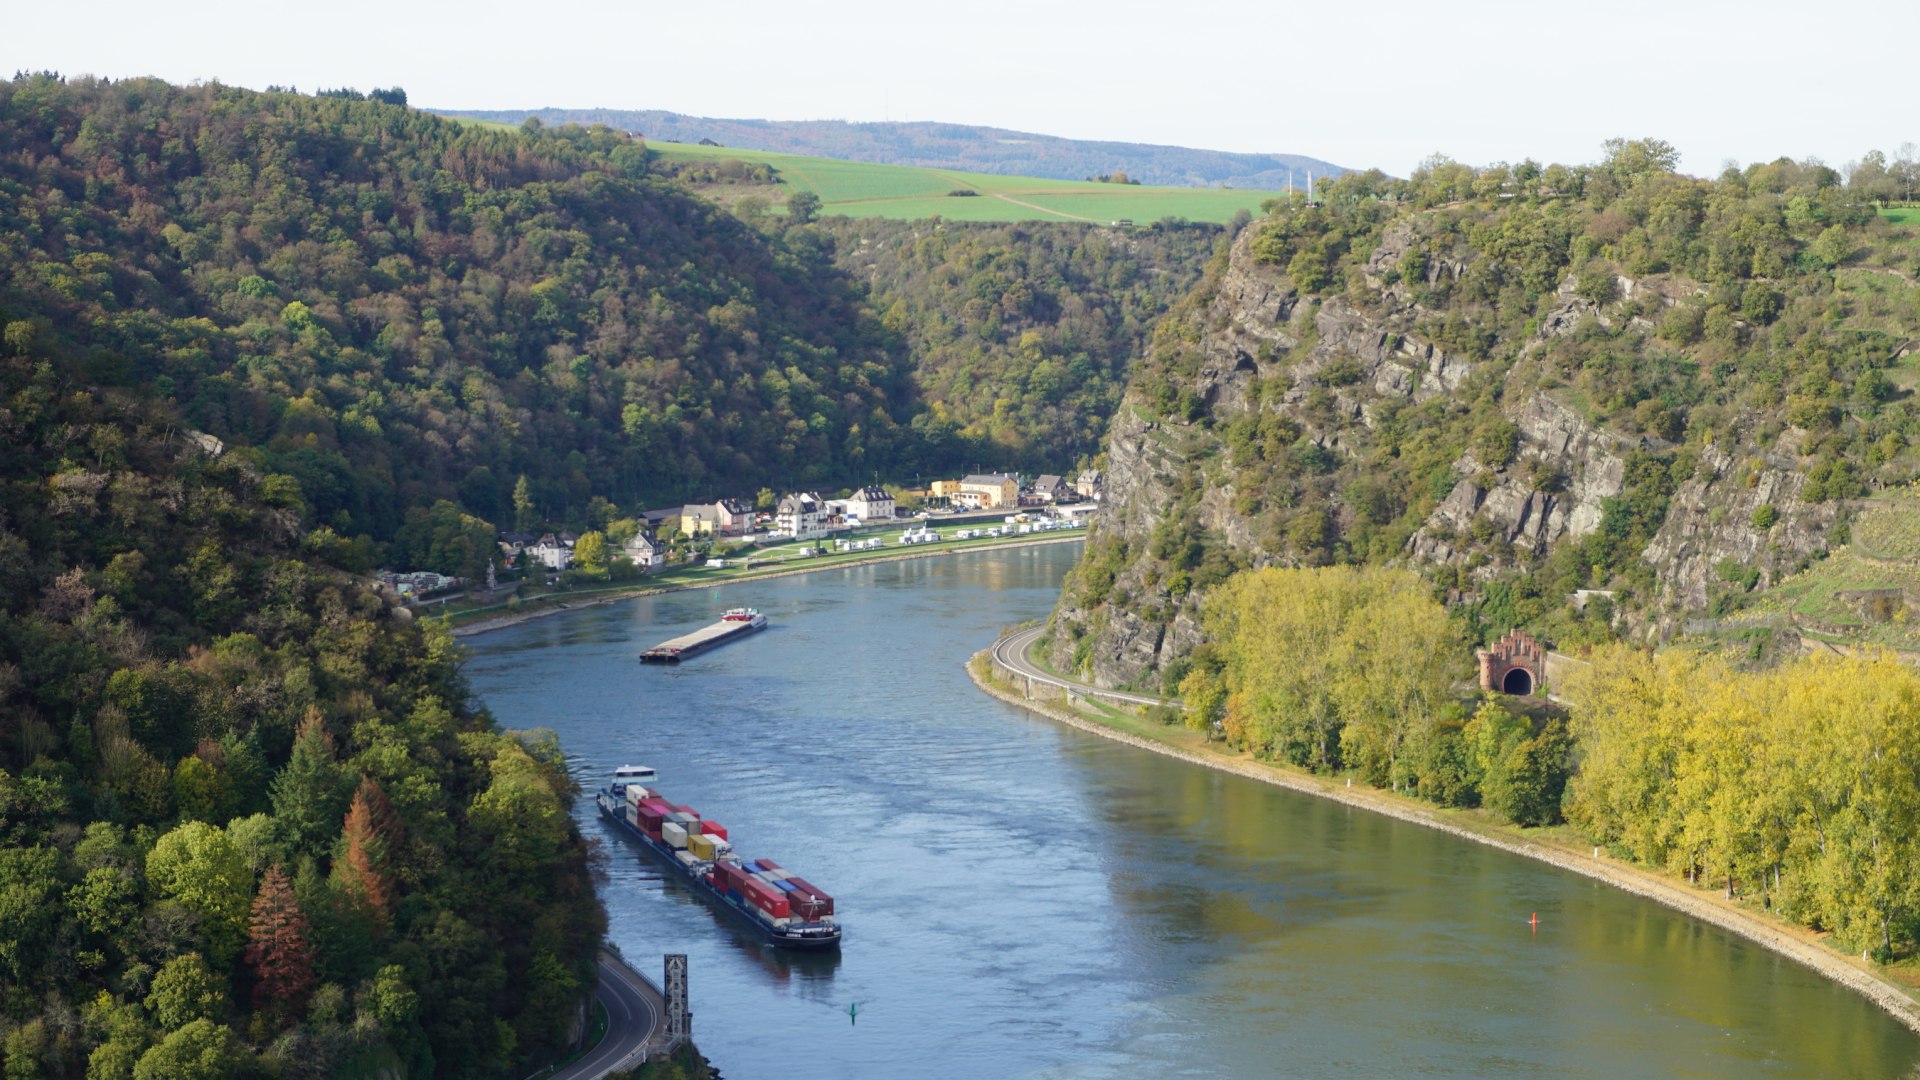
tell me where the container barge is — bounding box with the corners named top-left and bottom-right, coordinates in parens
top-left (639, 607), bottom-right (767, 663)
top-left (596, 765), bottom-right (841, 951)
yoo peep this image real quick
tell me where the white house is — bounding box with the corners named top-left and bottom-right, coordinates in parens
top-left (623, 531), bottom-right (667, 571)
top-left (775, 492), bottom-right (826, 539)
top-left (530, 532), bottom-right (574, 571)
top-left (846, 485), bottom-right (895, 523)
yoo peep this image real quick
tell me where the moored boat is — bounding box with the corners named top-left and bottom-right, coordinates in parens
top-left (639, 607), bottom-right (768, 662)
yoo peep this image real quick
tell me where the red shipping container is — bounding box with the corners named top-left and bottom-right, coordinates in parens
top-left (780, 876), bottom-right (834, 916)
top-left (639, 798), bottom-right (671, 814)
top-left (740, 878), bottom-right (790, 916)
top-left (753, 859), bottom-right (785, 875)
top-left (699, 822), bottom-right (728, 840)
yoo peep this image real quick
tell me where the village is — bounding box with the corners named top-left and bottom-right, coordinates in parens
top-left (376, 469), bottom-right (1102, 601)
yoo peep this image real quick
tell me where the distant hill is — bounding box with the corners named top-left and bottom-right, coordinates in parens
top-left (433, 108), bottom-right (1351, 189)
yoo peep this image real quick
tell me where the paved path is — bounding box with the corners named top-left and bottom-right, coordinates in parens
top-left (990, 626), bottom-right (1171, 707)
top-left (546, 949), bottom-right (665, 1080)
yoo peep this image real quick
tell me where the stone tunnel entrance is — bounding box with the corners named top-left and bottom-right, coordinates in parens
top-left (1479, 629), bottom-right (1545, 698)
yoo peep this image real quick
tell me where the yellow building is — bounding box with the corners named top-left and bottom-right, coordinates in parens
top-left (959, 473), bottom-right (1019, 509)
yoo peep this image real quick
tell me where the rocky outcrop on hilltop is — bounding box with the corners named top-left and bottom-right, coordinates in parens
top-left (1049, 211), bottom-right (1867, 689)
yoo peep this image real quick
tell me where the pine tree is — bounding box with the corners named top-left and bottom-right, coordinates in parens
top-left (244, 865), bottom-right (315, 1014)
top-left (335, 778), bottom-right (394, 928)
top-left (270, 708), bottom-right (347, 856)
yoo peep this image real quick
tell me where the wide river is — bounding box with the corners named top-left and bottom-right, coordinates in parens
top-left (463, 544), bottom-right (1920, 1078)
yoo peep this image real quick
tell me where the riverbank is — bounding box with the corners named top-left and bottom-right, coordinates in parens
top-left (966, 648), bottom-right (1920, 1035)
top-left (450, 534), bottom-right (1085, 638)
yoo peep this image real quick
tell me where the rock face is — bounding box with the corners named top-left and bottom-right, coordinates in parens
top-left (1409, 393), bottom-right (1632, 567)
top-left (1050, 226), bottom-right (1838, 688)
top-left (1644, 443), bottom-right (1840, 610)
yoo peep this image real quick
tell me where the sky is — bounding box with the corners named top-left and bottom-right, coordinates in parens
top-left (10, 0), bottom-right (1915, 179)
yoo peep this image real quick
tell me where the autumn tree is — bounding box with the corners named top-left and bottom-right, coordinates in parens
top-left (244, 865), bottom-right (316, 1014)
top-left (334, 778), bottom-right (396, 929)
top-left (1206, 566), bottom-right (1464, 779)
top-left (571, 531), bottom-right (610, 578)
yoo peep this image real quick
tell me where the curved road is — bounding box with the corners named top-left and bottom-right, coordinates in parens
top-left (990, 626), bottom-right (1171, 707)
top-left (547, 949), bottom-right (665, 1080)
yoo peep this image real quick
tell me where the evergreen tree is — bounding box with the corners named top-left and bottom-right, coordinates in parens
top-left (334, 780), bottom-right (393, 930)
top-left (270, 709), bottom-right (347, 857)
top-left (243, 865), bottom-right (315, 1014)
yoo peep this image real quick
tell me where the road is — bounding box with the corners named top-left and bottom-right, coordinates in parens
top-left (990, 626), bottom-right (1171, 708)
top-left (546, 949), bottom-right (665, 1080)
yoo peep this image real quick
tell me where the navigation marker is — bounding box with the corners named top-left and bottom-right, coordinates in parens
top-left (1529, 912), bottom-right (1539, 933)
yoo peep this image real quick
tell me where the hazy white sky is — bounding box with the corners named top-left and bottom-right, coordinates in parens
top-left (11, 0), bottom-right (1913, 177)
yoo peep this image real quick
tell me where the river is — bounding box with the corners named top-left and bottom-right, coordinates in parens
top-left (462, 544), bottom-right (1920, 1078)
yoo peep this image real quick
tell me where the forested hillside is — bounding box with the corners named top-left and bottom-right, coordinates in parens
top-left (823, 218), bottom-right (1220, 473)
top-left (0, 75), bottom-right (925, 553)
top-left (0, 76), bottom-right (1220, 575)
top-left (0, 352), bottom-right (603, 1075)
top-left (1051, 141), bottom-right (1920, 690)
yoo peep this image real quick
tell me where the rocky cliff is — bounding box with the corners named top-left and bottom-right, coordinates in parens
top-left (1048, 183), bottom-right (1905, 689)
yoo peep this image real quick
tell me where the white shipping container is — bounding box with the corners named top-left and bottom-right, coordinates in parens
top-left (674, 850), bottom-right (699, 868)
top-left (624, 784), bottom-right (650, 805)
top-left (666, 811), bottom-right (699, 825)
top-left (661, 822), bottom-right (688, 848)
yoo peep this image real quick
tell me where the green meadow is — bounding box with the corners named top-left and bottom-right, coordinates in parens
top-left (644, 139), bottom-right (1281, 224)
top-left (1882, 207), bottom-right (1919, 225)
top-left (436, 115), bottom-right (1287, 222)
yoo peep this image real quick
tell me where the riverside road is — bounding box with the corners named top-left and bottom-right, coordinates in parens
top-left (989, 625), bottom-right (1168, 708)
top-left (546, 950), bottom-right (664, 1080)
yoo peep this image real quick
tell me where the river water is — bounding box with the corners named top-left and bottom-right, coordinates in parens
top-left (462, 544), bottom-right (1920, 1078)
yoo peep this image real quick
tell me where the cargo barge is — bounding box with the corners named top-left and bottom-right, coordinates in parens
top-left (596, 765), bottom-right (841, 951)
top-left (639, 607), bottom-right (767, 663)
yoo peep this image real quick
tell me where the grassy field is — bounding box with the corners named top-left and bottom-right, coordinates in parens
top-left (437, 114), bottom-right (1288, 223)
top-left (1883, 207), bottom-right (1919, 225)
top-left (642, 139), bottom-right (1285, 224)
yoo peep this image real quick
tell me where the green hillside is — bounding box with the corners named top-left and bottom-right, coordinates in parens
top-left (645, 139), bottom-right (1282, 223)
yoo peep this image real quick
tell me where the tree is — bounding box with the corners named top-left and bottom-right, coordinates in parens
top-left (148, 953), bottom-right (229, 1030)
top-left (1206, 566), bottom-right (1464, 776)
top-left (145, 824), bottom-right (253, 962)
top-left (1600, 138), bottom-right (1680, 184)
top-left (131, 1019), bottom-right (247, 1080)
top-left (571, 531), bottom-right (610, 578)
top-left (334, 780), bottom-right (394, 929)
top-left (0, 845), bottom-right (61, 983)
top-left (513, 474), bottom-right (538, 532)
top-left (244, 865), bottom-right (316, 1014)
top-left (467, 742), bottom-right (567, 881)
top-left (786, 190), bottom-right (822, 224)
top-left (270, 709), bottom-right (348, 856)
